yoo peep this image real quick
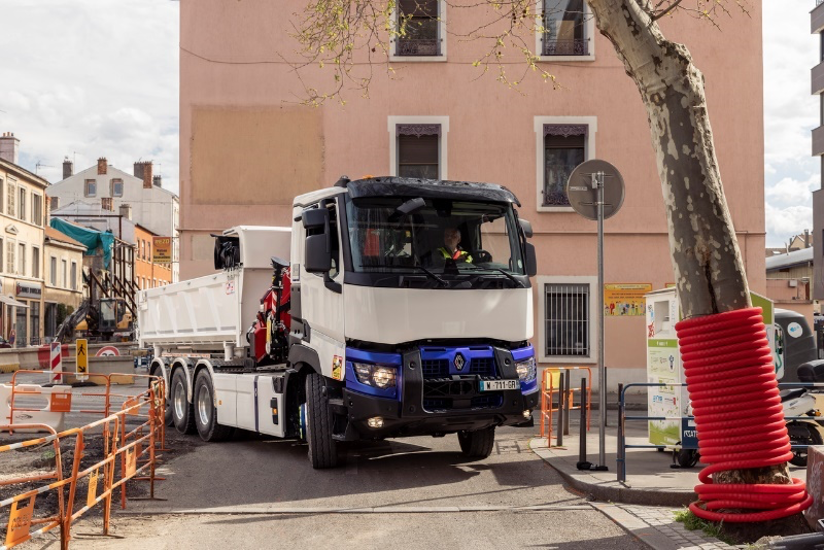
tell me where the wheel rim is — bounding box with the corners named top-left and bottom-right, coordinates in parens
top-left (174, 380), bottom-right (185, 420)
top-left (197, 384), bottom-right (211, 427)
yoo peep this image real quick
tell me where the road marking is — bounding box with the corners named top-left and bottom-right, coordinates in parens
top-left (116, 504), bottom-right (595, 516)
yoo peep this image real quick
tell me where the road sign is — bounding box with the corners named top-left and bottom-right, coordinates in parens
top-left (96, 345), bottom-right (120, 357)
top-left (49, 342), bottom-right (62, 383)
top-left (566, 159), bottom-right (625, 221)
top-left (565, 158), bottom-right (626, 471)
top-left (76, 339), bottom-right (88, 381)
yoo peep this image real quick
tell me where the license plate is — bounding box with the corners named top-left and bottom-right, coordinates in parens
top-left (479, 379), bottom-right (519, 392)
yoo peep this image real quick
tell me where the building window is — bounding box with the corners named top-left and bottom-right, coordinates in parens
top-left (389, 117), bottom-right (449, 179)
top-left (32, 247), bottom-right (39, 279)
top-left (6, 182), bottom-right (14, 217)
top-left (18, 188), bottom-right (25, 222)
top-left (395, 0), bottom-right (443, 58)
top-left (0, 238), bottom-right (3, 273)
top-left (6, 241), bottom-right (15, 274)
top-left (50, 256), bottom-right (57, 286)
top-left (32, 194), bottom-right (42, 226)
top-left (538, 276), bottom-right (597, 362)
top-left (534, 116), bottom-right (596, 211)
top-left (538, 0), bottom-right (594, 60)
top-left (62, 260), bottom-right (67, 288)
top-left (111, 178), bottom-right (124, 197)
top-left (0, 177), bottom-right (4, 212)
top-left (84, 179), bottom-right (97, 197)
top-left (50, 196), bottom-right (59, 211)
top-left (18, 243), bottom-right (25, 275)
top-left (70, 262), bottom-right (77, 291)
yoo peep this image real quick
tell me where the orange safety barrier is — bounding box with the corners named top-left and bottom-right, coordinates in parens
top-left (539, 366), bottom-right (592, 443)
top-left (0, 373), bottom-right (166, 549)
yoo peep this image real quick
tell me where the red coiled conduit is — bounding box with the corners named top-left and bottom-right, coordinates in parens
top-left (675, 307), bottom-right (813, 522)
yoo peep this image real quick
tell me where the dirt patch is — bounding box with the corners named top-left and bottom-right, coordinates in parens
top-left (0, 427), bottom-right (203, 538)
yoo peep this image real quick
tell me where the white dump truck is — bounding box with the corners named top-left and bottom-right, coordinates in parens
top-left (139, 176), bottom-right (540, 468)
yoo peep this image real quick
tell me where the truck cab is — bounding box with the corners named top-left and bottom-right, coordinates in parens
top-left (289, 177), bottom-right (539, 465)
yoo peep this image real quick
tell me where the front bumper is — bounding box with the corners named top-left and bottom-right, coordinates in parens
top-left (338, 346), bottom-right (539, 440)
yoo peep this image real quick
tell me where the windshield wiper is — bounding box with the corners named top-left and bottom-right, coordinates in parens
top-left (360, 265), bottom-right (448, 287)
top-left (458, 264), bottom-right (524, 287)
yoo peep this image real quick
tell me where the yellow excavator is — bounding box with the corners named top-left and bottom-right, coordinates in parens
top-left (55, 297), bottom-right (134, 343)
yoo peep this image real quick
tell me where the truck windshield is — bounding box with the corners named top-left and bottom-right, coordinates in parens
top-left (346, 197), bottom-right (525, 276)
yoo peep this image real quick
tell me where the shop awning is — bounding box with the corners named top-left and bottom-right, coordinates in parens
top-left (0, 295), bottom-right (29, 308)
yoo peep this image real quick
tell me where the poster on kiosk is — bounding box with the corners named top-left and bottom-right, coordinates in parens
top-left (645, 288), bottom-right (777, 449)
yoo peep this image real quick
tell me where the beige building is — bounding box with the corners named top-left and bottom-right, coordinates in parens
top-left (0, 133), bottom-right (48, 345)
top-left (179, 1), bottom-right (766, 390)
top-left (43, 227), bottom-right (85, 340)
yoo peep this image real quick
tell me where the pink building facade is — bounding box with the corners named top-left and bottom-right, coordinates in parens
top-left (179, 0), bottom-right (765, 390)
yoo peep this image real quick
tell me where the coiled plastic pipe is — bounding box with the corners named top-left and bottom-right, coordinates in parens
top-left (675, 307), bottom-right (812, 522)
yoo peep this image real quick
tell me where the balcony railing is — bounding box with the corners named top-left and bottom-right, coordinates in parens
top-left (813, 0), bottom-right (824, 33)
top-left (396, 39), bottom-right (440, 57)
top-left (812, 125), bottom-right (824, 156)
top-left (542, 38), bottom-right (589, 57)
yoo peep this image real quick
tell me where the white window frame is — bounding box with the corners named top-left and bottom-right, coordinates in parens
top-left (6, 180), bottom-right (15, 217)
top-left (50, 256), bottom-right (57, 286)
top-left (62, 259), bottom-right (67, 288)
top-left (70, 261), bottom-right (77, 291)
top-left (388, 116), bottom-right (449, 179)
top-left (536, 275), bottom-right (598, 364)
top-left (18, 187), bottom-right (25, 222)
top-left (389, 0), bottom-right (447, 62)
top-left (18, 242), bottom-right (25, 276)
top-left (84, 179), bottom-right (97, 197)
top-left (535, 0), bottom-right (596, 62)
top-left (534, 115), bottom-right (597, 213)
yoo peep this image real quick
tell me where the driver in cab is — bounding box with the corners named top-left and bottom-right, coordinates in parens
top-left (438, 227), bottom-right (473, 264)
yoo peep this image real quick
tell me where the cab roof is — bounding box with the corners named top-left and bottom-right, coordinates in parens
top-left (337, 176), bottom-right (521, 206)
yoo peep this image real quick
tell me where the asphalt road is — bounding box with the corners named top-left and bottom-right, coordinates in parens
top-left (63, 426), bottom-right (641, 550)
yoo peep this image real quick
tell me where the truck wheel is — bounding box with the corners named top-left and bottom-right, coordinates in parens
top-left (194, 371), bottom-right (234, 442)
top-left (458, 426), bottom-right (496, 459)
top-left (305, 373), bottom-right (338, 469)
top-left (171, 368), bottom-right (196, 435)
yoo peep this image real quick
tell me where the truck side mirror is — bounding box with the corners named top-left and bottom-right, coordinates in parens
top-left (524, 242), bottom-right (537, 277)
top-left (519, 218), bottom-right (533, 239)
top-left (303, 207), bottom-right (332, 274)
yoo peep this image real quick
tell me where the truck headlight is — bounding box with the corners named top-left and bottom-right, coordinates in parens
top-left (515, 357), bottom-right (537, 382)
top-left (353, 363), bottom-right (397, 388)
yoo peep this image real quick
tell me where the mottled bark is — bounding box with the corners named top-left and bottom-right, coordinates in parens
top-left (585, 0), bottom-right (790, 486)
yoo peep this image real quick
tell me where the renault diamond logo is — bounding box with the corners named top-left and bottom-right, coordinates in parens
top-left (454, 353), bottom-right (465, 371)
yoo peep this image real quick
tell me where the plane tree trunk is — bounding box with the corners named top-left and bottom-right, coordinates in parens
top-left (586, 0), bottom-right (791, 486)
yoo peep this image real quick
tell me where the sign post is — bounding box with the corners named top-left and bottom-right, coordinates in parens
top-left (566, 159), bottom-right (626, 472)
top-left (49, 341), bottom-right (62, 383)
top-left (76, 338), bottom-right (88, 382)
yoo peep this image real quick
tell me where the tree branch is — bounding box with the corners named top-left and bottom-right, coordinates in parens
top-left (651, 0), bottom-right (683, 21)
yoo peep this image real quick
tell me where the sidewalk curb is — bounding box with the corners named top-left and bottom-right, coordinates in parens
top-left (529, 438), bottom-right (696, 507)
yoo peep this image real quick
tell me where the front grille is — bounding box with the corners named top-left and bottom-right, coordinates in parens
top-left (471, 395), bottom-right (503, 409)
top-left (422, 359), bottom-right (449, 378)
top-left (469, 357), bottom-right (495, 376)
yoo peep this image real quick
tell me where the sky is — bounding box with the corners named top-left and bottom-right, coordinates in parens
top-left (0, 1), bottom-right (817, 248)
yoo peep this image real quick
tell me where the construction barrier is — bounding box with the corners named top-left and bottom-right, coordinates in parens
top-left (539, 366), bottom-right (592, 444)
top-left (0, 372), bottom-right (166, 549)
top-left (1, 383), bottom-right (72, 433)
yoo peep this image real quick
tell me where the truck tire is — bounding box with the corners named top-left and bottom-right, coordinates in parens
top-left (171, 368), bottom-right (196, 435)
top-left (458, 426), bottom-right (496, 459)
top-left (305, 373), bottom-right (338, 469)
top-left (193, 370), bottom-right (235, 442)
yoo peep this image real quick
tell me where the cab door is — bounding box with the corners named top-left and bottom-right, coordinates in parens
top-left (293, 199), bottom-right (346, 380)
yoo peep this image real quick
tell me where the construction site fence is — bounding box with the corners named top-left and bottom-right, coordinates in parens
top-left (539, 366), bottom-right (592, 444)
top-left (0, 371), bottom-right (166, 549)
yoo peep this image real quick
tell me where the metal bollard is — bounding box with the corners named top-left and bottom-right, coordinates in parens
top-left (556, 370), bottom-right (565, 447)
top-left (563, 370), bottom-right (571, 436)
top-left (617, 383), bottom-right (626, 482)
top-left (577, 378), bottom-right (591, 470)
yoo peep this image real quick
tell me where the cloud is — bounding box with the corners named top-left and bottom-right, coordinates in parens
top-left (765, 202), bottom-right (813, 247)
top-left (0, 0), bottom-right (179, 193)
top-left (765, 174), bottom-right (817, 208)
top-left (762, 2), bottom-right (820, 246)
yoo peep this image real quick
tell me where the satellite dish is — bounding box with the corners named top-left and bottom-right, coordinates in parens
top-left (565, 159), bottom-right (625, 221)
